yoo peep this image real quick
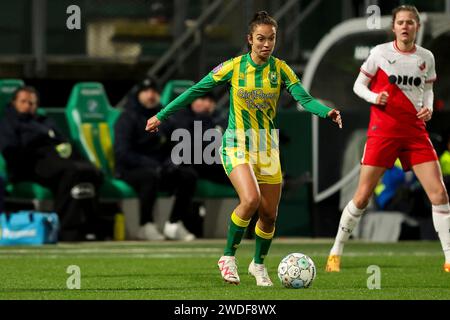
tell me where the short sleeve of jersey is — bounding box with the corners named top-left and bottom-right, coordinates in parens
top-left (425, 51), bottom-right (437, 83)
top-left (360, 46), bottom-right (380, 78)
top-left (280, 61), bottom-right (300, 89)
top-left (210, 58), bottom-right (234, 84)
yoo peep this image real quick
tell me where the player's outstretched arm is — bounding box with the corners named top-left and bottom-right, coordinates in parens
top-left (288, 82), bottom-right (342, 129)
top-left (148, 73), bottom-right (223, 130)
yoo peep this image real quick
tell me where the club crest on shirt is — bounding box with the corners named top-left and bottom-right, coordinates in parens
top-left (269, 71), bottom-right (278, 85)
top-left (418, 61), bottom-right (426, 71)
top-left (235, 150), bottom-right (245, 159)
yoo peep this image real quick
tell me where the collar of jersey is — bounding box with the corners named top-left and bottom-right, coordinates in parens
top-left (392, 40), bottom-right (417, 55)
top-left (247, 52), bottom-right (271, 69)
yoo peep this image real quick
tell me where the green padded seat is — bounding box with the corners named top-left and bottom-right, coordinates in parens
top-left (0, 153), bottom-right (6, 179)
top-left (195, 180), bottom-right (236, 198)
top-left (65, 82), bottom-right (136, 199)
top-left (0, 79), bottom-right (24, 119)
top-left (160, 80), bottom-right (195, 107)
top-left (99, 178), bottom-right (136, 199)
top-left (6, 182), bottom-right (53, 200)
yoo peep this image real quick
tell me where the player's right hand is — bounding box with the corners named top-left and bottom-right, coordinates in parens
top-left (145, 115), bottom-right (161, 133)
top-left (376, 91), bottom-right (389, 105)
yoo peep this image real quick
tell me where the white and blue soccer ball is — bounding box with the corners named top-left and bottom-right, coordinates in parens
top-left (277, 253), bottom-right (316, 289)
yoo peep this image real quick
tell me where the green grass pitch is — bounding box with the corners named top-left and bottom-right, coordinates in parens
top-left (0, 239), bottom-right (449, 300)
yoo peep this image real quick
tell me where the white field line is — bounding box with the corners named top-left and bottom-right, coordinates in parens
top-left (0, 250), bottom-right (442, 259)
top-left (0, 247), bottom-right (222, 254)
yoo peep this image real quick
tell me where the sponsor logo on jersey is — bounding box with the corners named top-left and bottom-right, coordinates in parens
top-left (387, 59), bottom-right (396, 64)
top-left (388, 75), bottom-right (422, 87)
top-left (237, 89), bottom-right (276, 100)
top-left (269, 71), bottom-right (278, 85)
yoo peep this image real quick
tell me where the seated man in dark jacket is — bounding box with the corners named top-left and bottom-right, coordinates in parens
top-left (0, 86), bottom-right (103, 241)
top-left (114, 78), bottom-right (196, 241)
top-left (168, 92), bottom-right (230, 185)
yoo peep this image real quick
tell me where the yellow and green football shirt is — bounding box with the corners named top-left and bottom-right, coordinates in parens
top-left (157, 53), bottom-right (332, 183)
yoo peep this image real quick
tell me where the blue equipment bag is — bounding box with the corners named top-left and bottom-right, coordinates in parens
top-left (0, 211), bottom-right (59, 245)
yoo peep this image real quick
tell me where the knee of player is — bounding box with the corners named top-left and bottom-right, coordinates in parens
top-left (259, 212), bottom-right (277, 226)
top-left (241, 193), bottom-right (261, 212)
top-left (352, 196), bottom-right (370, 210)
top-left (428, 186), bottom-right (449, 205)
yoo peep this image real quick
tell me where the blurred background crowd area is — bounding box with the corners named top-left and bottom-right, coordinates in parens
top-left (0, 0), bottom-right (447, 107)
top-left (0, 0), bottom-right (449, 239)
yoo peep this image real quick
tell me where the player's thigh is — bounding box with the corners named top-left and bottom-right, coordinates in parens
top-left (412, 161), bottom-right (449, 204)
top-left (228, 163), bottom-right (261, 205)
top-left (399, 136), bottom-right (438, 171)
top-left (354, 165), bottom-right (387, 199)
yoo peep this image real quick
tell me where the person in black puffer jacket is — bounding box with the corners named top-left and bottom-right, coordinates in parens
top-left (114, 78), bottom-right (197, 241)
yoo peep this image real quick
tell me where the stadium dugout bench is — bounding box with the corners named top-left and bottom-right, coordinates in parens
top-left (65, 82), bottom-right (237, 239)
top-left (1, 79), bottom-right (238, 239)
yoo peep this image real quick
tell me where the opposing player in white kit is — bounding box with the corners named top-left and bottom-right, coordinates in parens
top-left (325, 5), bottom-right (450, 273)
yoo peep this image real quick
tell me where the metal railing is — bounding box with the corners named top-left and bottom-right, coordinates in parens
top-left (116, 0), bottom-right (240, 108)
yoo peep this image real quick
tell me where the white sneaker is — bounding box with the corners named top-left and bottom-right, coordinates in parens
top-left (218, 255), bottom-right (240, 284)
top-left (137, 222), bottom-right (164, 241)
top-left (248, 259), bottom-right (273, 286)
top-left (163, 221), bottom-right (196, 241)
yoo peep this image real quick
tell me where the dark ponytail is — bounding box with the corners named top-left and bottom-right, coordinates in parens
top-left (247, 11), bottom-right (278, 51)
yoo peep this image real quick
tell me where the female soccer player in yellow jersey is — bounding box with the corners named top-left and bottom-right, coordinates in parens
top-left (146, 11), bottom-right (342, 286)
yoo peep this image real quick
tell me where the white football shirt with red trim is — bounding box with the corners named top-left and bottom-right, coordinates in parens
top-left (360, 41), bottom-right (436, 137)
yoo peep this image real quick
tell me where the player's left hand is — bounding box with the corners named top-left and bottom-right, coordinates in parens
top-left (328, 109), bottom-right (343, 129)
top-left (417, 107), bottom-right (432, 122)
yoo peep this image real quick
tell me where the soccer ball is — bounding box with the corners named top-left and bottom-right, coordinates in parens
top-left (277, 253), bottom-right (316, 288)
